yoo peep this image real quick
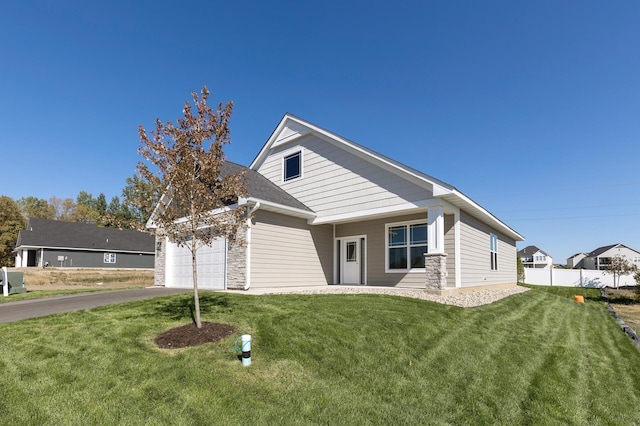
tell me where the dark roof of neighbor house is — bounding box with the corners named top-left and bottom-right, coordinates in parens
top-left (518, 245), bottom-right (549, 257)
top-left (587, 243), bottom-right (640, 257)
top-left (16, 218), bottom-right (155, 253)
top-left (568, 252), bottom-right (586, 259)
top-left (222, 161), bottom-right (313, 213)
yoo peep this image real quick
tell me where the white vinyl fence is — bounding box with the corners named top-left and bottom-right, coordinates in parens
top-left (524, 268), bottom-right (638, 288)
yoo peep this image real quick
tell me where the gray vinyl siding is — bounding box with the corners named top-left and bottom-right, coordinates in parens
top-left (336, 212), bottom-right (428, 288)
top-left (459, 211), bottom-right (517, 287)
top-left (257, 134), bottom-right (432, 218)
top-left (41, 249), bottom-right (154, 269)
top-left (250, 210), bottom-right (333, 287)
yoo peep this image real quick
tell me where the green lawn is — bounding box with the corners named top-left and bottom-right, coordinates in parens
top-left (1, 286), bottom-right (639, 425)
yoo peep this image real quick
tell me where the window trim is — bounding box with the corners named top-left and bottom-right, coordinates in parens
top-left (282, 149), bottom-right (303, 182)
top-left (385, 219), bottom-right (428, 273)
top-left (490, 233), bottom-right (498, 271)
top-left (104, 253), bottom-right (117, 264)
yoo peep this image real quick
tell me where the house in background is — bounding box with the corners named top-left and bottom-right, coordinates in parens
top-left (566, 252), bottom-right (587, 269)
top-left (574, 244), bottom-right (640, 270)
top-left (151, 114), bottom-right (525, 294)
top-left (14, 218), bottom-right (154, 269)
top-left (518, 245), bottom-right (553, 269)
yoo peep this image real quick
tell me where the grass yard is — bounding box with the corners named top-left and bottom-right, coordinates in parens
top-left (1, 286), bottom-right (640, 425)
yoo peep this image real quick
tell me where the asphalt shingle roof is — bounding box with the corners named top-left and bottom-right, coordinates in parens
top-left (16, 218), bottom-right (155, 253)
top-left (221, 161), bottom-right (313, 213)
top-left (518, 245), bottom-right (549, 257)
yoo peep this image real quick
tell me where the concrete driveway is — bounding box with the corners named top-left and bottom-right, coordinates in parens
top-left (0, 287), bottom-right (190, 323)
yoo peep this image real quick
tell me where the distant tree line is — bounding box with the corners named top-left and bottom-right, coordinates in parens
top-left (0, 174), bottom-right (160, 266)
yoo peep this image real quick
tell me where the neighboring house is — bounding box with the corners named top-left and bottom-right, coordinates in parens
top-left (518, 245), bottom-right (553, 269)
top-left (14, 218), bottom-right (155, 269)
top-left (576, 244), bottom-right (640, 270)
top-left (151, 114), bottom-right (525, 294)
top-left (566, 252), bottom-right (587, 269)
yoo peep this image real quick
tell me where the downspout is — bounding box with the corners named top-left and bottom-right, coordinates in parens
top-left (244, 202), bottom-right (261, 290)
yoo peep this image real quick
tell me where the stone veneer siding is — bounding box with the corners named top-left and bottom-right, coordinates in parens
top-left (225, 225), bottom-right (247, 290)
top-left (425, 252), bottom-right (447, 291)
top-left (154, 236), bottom-right (166, 287)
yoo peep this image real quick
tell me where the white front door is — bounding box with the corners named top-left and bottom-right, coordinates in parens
top-left (342, 238), bottom-right (361, 284)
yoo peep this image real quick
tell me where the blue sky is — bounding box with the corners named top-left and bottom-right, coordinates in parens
top-left (1, 1), bottom-right (639, 263)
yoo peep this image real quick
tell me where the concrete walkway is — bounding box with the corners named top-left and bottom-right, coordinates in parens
top-left (0, 287), bottom-right (190, 323)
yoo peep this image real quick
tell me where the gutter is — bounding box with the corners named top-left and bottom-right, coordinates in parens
top-left (244, 202), bottom-right (261, 290)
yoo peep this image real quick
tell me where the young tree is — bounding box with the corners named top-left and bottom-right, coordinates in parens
top-left (603, 255), bottom-right (638, 289)
top-left (137, 86), bottom-right (247, 328)
top-left (516, 254), bottom-right (525, 283)
top-left (0, 196), bottom-right (26, 266)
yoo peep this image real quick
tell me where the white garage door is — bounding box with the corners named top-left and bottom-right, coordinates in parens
top-left (166, 238), bottom-right (227, 289)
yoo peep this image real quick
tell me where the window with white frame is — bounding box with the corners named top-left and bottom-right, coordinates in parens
top-left (490, 234), bottom-right (498, 270)
top-left (386, 221), bottom-right (428, 271)
top-left (104, 253), bottom-right (116, 264)
top-left (283, 151), bottom-right (302, 181)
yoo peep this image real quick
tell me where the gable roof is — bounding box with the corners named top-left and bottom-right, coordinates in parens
top-left (518, 245), bottom-right (549, 257)
top-left (250, 113), bottom-right (524, 241)
top-left (223, 161), bottom-right (314, 218)
top-left (587, 243), bottom-right (640, 257)
top-left (16, 218), bottom-right (154, 253)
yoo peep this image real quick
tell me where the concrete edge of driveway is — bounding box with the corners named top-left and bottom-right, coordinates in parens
top-left (0, 287), bottom-right (190, 323)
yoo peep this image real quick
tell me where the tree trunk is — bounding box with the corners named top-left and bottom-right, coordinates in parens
top-left (192, 248), bottom-right (202, 328)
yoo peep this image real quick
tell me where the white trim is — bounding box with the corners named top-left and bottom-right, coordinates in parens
top-left (240, 197), bottom-right (316, 220)
top-left (244, 217), bottom-right (252, 290)
top-left (281, 147), bottom-right (304, 183)
top-left (310, 199), bottom-right (444, 225)
top-left (385, 218), bottom-right (428, 274)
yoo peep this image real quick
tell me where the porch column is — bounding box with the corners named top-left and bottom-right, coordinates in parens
top-left (427, 205), bottom-right (444, 254)
top-left (426, 206), bottom-right (447, 291)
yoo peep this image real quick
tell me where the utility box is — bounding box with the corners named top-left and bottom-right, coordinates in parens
top-left (1, 271), bottom-right (26, 295)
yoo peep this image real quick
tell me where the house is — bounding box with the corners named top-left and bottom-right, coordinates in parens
top-left (518, 245), bottom-right (553, 269)
top-left (575, 244), bottom-right (640, 270)
top-left (14, 218), bottom-right (155, 269)
top-left (151, 114), bottom-right (525, 294)
top-left (566, 252), bottom-right (587, 269)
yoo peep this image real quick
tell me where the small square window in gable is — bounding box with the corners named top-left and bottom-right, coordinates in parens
top-left (283, 151), bottom-right (302, 182)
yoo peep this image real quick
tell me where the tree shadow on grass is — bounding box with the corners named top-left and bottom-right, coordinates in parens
top-left (145, 292), bottom-right (237, 322)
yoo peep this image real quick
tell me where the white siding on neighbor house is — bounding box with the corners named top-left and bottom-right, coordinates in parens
top-left (256, 134), bottom-right (432, 218)
top-left (459, 211), bottom-right (517, 287)
top-left (584, 246), bottom-right (640, 270)
top-left (250, 210), bottom-right (333, 287)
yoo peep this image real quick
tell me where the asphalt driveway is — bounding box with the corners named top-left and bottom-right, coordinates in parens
top-left (0, 287), bottom-right (190, 323)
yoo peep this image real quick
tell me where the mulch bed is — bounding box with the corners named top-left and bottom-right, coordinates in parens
top-left (155, 322), bottom-right (236, 349)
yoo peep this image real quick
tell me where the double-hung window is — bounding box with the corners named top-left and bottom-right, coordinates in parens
top-left (490, 234), bottom-right (498, 270)
top-left (283, 151), bottom-right (302, 181)
top-left (387, 221), bottom-right (428, 271)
